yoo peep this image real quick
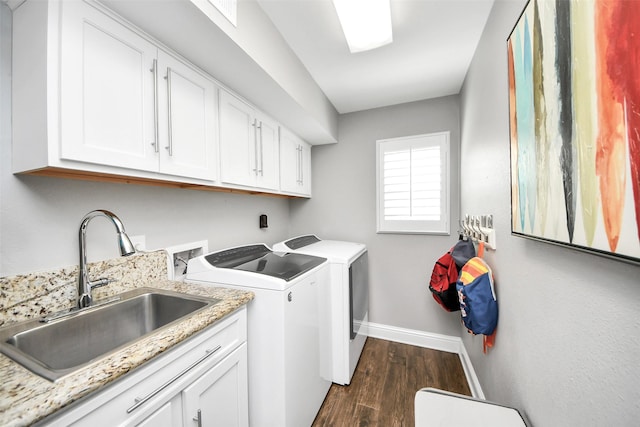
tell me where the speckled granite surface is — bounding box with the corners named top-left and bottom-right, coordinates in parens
top-left (0, 251), bottom-right (253, 427)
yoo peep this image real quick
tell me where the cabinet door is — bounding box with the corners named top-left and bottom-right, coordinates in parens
top-left (59, 1), bottom-right (158, 171)
top-left (182, 344), bottom-right (249, 427)
top-left (135, 396), bottom-right (182, 427)
top-left (157, 50), bottom-right (217, 181)
top-left (279, 128), bottom-right (300, 194)
top-left (255, 114), bottom-right (280, 190)
top-left (219, 90), bottom-right (257, 187)
top-left (279, 128), bottom-right (311, 196)
top-left (299, 140), bottom-right (312, 195)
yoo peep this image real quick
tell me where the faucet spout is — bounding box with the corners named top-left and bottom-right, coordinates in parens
top-left (77, 210), bottom-right (136, 309)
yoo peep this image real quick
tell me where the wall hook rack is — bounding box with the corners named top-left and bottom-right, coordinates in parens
top-left (461, 214), bottom-right (496, 250)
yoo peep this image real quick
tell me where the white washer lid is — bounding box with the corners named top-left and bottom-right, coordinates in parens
top-left (274, 237), bottom-right (366, 263)
top-left (414, 388), bottom-right (527, 427)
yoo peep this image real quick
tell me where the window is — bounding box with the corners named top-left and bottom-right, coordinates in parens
top-left (376, 132), bottom-right (450, 234)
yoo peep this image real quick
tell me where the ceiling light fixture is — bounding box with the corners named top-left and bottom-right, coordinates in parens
top-left (332, 0), bottom-right (393, 53)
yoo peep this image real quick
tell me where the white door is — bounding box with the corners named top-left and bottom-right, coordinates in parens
top-left (182, 344), bottom-right (249, 427)
top-left (157, 50), bottom-right (217, 181)
top-left (59, 2), bottom-right (158, 171)
top-left (219, 90), bottom-right (256, 187)
top-left (255, 114), bottom-right (280, 190)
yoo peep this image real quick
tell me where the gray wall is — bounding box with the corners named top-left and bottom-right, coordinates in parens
top-left (459, 1), bottom-right (640, 425)
top-left (290, 96), bottom-right (463, 337)
top-left (0, 3), bottom-right (290, 276)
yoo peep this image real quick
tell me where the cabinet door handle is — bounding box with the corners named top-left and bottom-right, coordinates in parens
top-left (165, 67), bottom-right (174, 156)
top-left (126, 345), bottom-right (222, 414)
top-left (150, 59), bottom-right (159, 153)
top-left (299, 146), bottom-right (303, 185)
top-left (193, 409), bottom-right (202, 427)
top-left (295, 146), bottom-right (300, 185)
top-left (298, 146), bottom-right (303, 185)
top-left (252, 119), bottom-right (258, 175)
top-left (258, 122), bottom-right (264, 176)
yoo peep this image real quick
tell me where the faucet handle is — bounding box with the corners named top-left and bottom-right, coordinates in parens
top-left (89, 277), bottom-right (116, 290)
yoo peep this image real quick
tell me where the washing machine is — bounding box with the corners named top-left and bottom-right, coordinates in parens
top-left (273, 235), bottom-right (368, 385)
top-left (186, 244), bottom-right (331, 427)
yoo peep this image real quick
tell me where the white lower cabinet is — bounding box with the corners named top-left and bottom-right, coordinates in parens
top-left (39, 308), bottom-right (248, 427)
top-left (182, 344), bottom-right (248, 427)
top-left (136, 396), bottom-right (182, 427)
top-left (136, 344), bottom-right (248, 427)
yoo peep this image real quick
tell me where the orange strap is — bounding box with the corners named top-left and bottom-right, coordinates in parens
top-left (483, 329), bottom-right (496, 354)
top-left (479, 241), bottom-right (492, 354)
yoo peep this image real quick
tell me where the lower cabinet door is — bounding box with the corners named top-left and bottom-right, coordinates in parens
top-left (136, 396), bottom-right (183, 427)
top-left (181, 343), bottom-right (248, 427)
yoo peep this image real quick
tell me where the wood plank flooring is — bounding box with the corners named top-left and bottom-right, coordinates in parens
top-left (312, 338), bottom-right (471, 427)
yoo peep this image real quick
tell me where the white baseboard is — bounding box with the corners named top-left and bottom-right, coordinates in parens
top-left (363, 321), bottom-right (485, 399)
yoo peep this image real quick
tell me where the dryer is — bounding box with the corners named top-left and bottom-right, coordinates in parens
top-left (186, 244), bottom-right (331, 427)
top-left (273, 235), bottom-right (368, 385)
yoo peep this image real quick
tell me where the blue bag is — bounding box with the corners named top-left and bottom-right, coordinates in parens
top-left (456, 257), bottom-right (498, 336)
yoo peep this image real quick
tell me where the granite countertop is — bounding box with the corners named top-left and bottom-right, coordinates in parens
top-left (0, 251), bottom-right (254, 427)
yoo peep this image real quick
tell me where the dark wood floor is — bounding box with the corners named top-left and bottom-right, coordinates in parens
top-left (312, 338), bottom-right (471, 427)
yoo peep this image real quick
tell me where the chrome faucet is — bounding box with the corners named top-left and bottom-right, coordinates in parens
top-left (77, 210), bottom-right (136, 309)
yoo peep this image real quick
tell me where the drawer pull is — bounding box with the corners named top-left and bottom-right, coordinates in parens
top-left (193, 409), bottom-right (202, 427)
top-left (127, 345), bottom-right (222, 413)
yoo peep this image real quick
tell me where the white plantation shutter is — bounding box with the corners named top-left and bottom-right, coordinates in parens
top-left (376, 132), bottom-right (450, 234)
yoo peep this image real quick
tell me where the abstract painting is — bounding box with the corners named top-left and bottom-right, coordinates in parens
top-left (508, 0), bottom-right (640, 264)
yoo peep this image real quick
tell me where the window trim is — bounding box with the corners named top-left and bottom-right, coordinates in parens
top-left (376, 131), bottom-right (450, 235)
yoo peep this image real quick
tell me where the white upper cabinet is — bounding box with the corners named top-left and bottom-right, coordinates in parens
top-left (12, 0), bottom-right (311, 197)
top-left (280, 128), bottom-right (311, 197)
top-left (14, 0), bottom-right (217, 182)
top-left (255, 113), bottom-right (280, 190)
top-left (219, 91), bottom-right (256, 187)
top-left (59, 2), bottom-right (158, 172)
top-left (60, 3), bottom-right (217, 181)
top-left (219, 90), bottom-right (279, 191)
top-left (156, 50), bottom-right (217, 180)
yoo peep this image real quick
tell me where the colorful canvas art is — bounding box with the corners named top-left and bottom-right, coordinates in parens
top-left (508, 0), bottom-right (640, 264)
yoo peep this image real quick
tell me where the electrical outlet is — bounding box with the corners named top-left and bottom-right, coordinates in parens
top-left (129, 235), bottom-right (146, 251)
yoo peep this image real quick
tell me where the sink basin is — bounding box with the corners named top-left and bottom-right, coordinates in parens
top-left (0, 287), bottom-right (220, 382)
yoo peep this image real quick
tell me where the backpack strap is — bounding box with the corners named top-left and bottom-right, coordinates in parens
top-left (483, 329), bottom-right (496, 354)
top-left (477, 241), bottom-right (493, 353)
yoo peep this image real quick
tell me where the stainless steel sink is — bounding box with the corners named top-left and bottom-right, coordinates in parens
top-left (0, 287), bottom-right (220, 382)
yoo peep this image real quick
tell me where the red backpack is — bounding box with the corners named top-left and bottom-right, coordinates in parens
top-left (428, 250), bottom-right (460, 312)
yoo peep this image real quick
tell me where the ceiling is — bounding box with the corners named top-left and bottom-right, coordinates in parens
top-left (257, 0), bottom-right (495, 114)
